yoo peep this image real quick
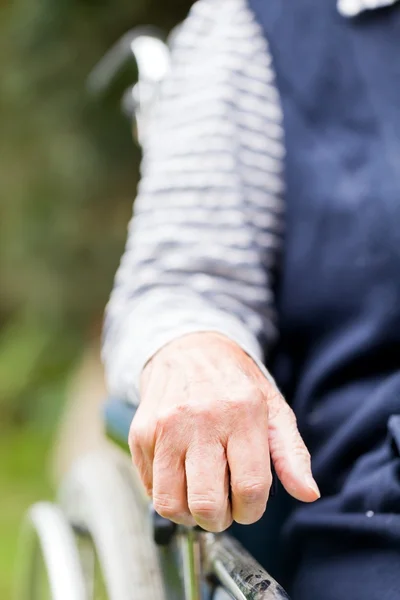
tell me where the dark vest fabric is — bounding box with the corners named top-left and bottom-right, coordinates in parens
top-left (234, 1), bottom-right (400, 597)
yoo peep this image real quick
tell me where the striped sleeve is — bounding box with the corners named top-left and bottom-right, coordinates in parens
top-left (101, 0), bottom-right (285, 402)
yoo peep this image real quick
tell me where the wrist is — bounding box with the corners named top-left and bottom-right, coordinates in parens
top-left (140, 331), bottom-right (256, 394)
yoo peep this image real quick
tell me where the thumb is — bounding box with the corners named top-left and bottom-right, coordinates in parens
top-left (267, 392), bottom-right (320, 502)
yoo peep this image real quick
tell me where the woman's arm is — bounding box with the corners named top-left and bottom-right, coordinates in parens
top-left (102, 0), bottom-right (285, 402)
top-left (102, 0), bottom-right (319, 531)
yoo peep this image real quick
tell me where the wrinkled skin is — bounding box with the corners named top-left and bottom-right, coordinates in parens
top-left (129, 332), bottom-right (320, 532)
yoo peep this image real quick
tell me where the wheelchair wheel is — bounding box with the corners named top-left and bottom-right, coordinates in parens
top-left (212, 589), bottom-right (233, 600)
top-left (59, 448), bottom-right (167, 600)
top-left (16, 502), bottom-right (86, 600)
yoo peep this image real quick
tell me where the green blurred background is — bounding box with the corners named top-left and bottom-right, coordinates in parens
top-left (0, 0), bottom-right (192, 595)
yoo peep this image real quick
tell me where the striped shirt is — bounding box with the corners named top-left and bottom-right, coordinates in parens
top-left (102, 0), bottom-right (398, 402)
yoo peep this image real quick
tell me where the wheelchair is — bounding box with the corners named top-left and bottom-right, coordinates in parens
top-left (16, 28), bottom-right (291, 600)
top-left (17, 399), bottom-right (290, 600)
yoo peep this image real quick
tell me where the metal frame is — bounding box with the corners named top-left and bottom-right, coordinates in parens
top-left (87, 27), bottom-right (172, 143)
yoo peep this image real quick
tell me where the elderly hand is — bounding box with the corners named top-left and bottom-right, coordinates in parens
top-left (129, 332), bottom-right (320, 533)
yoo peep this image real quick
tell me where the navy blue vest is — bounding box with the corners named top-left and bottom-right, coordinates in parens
top-left (242, 0), bottom-right (400, 583)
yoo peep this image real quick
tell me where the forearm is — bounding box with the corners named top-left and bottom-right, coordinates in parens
top-left (103, 289), bottom-right (276, 402)
top-left (102, 0), bottom-right (285, 402)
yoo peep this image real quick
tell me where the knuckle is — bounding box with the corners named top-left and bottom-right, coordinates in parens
top-left (156, 409), bottom-right (177, 431)
top-left (155, 408), bottom-right (184, 439)
top-left (159, 401), bottom-right (216, 432)
top-left (188, 494), bottom-right (221, 521)
top-left (268, 392), bottom-right (292, 421)
top-left (228, 389), bottom-right (263, 413)
top-left (128, 423), bottom-right (143, 451)
top-left (248, 391), bottom-right (267, 416)
top-left (184, 401), bottom-right (214, 422)
top-left (233, 478), bottom-right (268, 503)
top-left (153, 494), bottom-right (183, 520)
top-left (234, 380), bottom-right (258, 401)
top-left (129, 420), bottom-right (152, 452)
top-left (157, 403), bottom-right (192, 429)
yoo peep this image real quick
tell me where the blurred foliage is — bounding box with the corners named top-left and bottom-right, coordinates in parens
top-left (0, 426), bottom-right (53, 597)
top-left (0, 0), bottom-right (193, 425)
top-left (0, 1), bottom-right (193, 593)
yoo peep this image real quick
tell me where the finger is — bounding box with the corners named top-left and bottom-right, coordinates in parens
top-left (131, 445), bottom-right (154, 498)
top-left (129, 417), bottom-right (154, 497)
top-left (152, 436), bottom-right (195, 526)
top-left (186, 441), bottom-right (231, 532)
top-left (267, 392), bottom-right (320, 502)
top-left (227, 402), bottom-right (271, 524)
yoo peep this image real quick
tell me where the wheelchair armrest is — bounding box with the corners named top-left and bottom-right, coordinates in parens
top-left (204, 534), bottom-right (290, 599)
top-left (103, 399), bottom-right (137, 452)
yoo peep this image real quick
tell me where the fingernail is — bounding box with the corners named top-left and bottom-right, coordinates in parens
top-left (305, 475), bottom-right (320, 498)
